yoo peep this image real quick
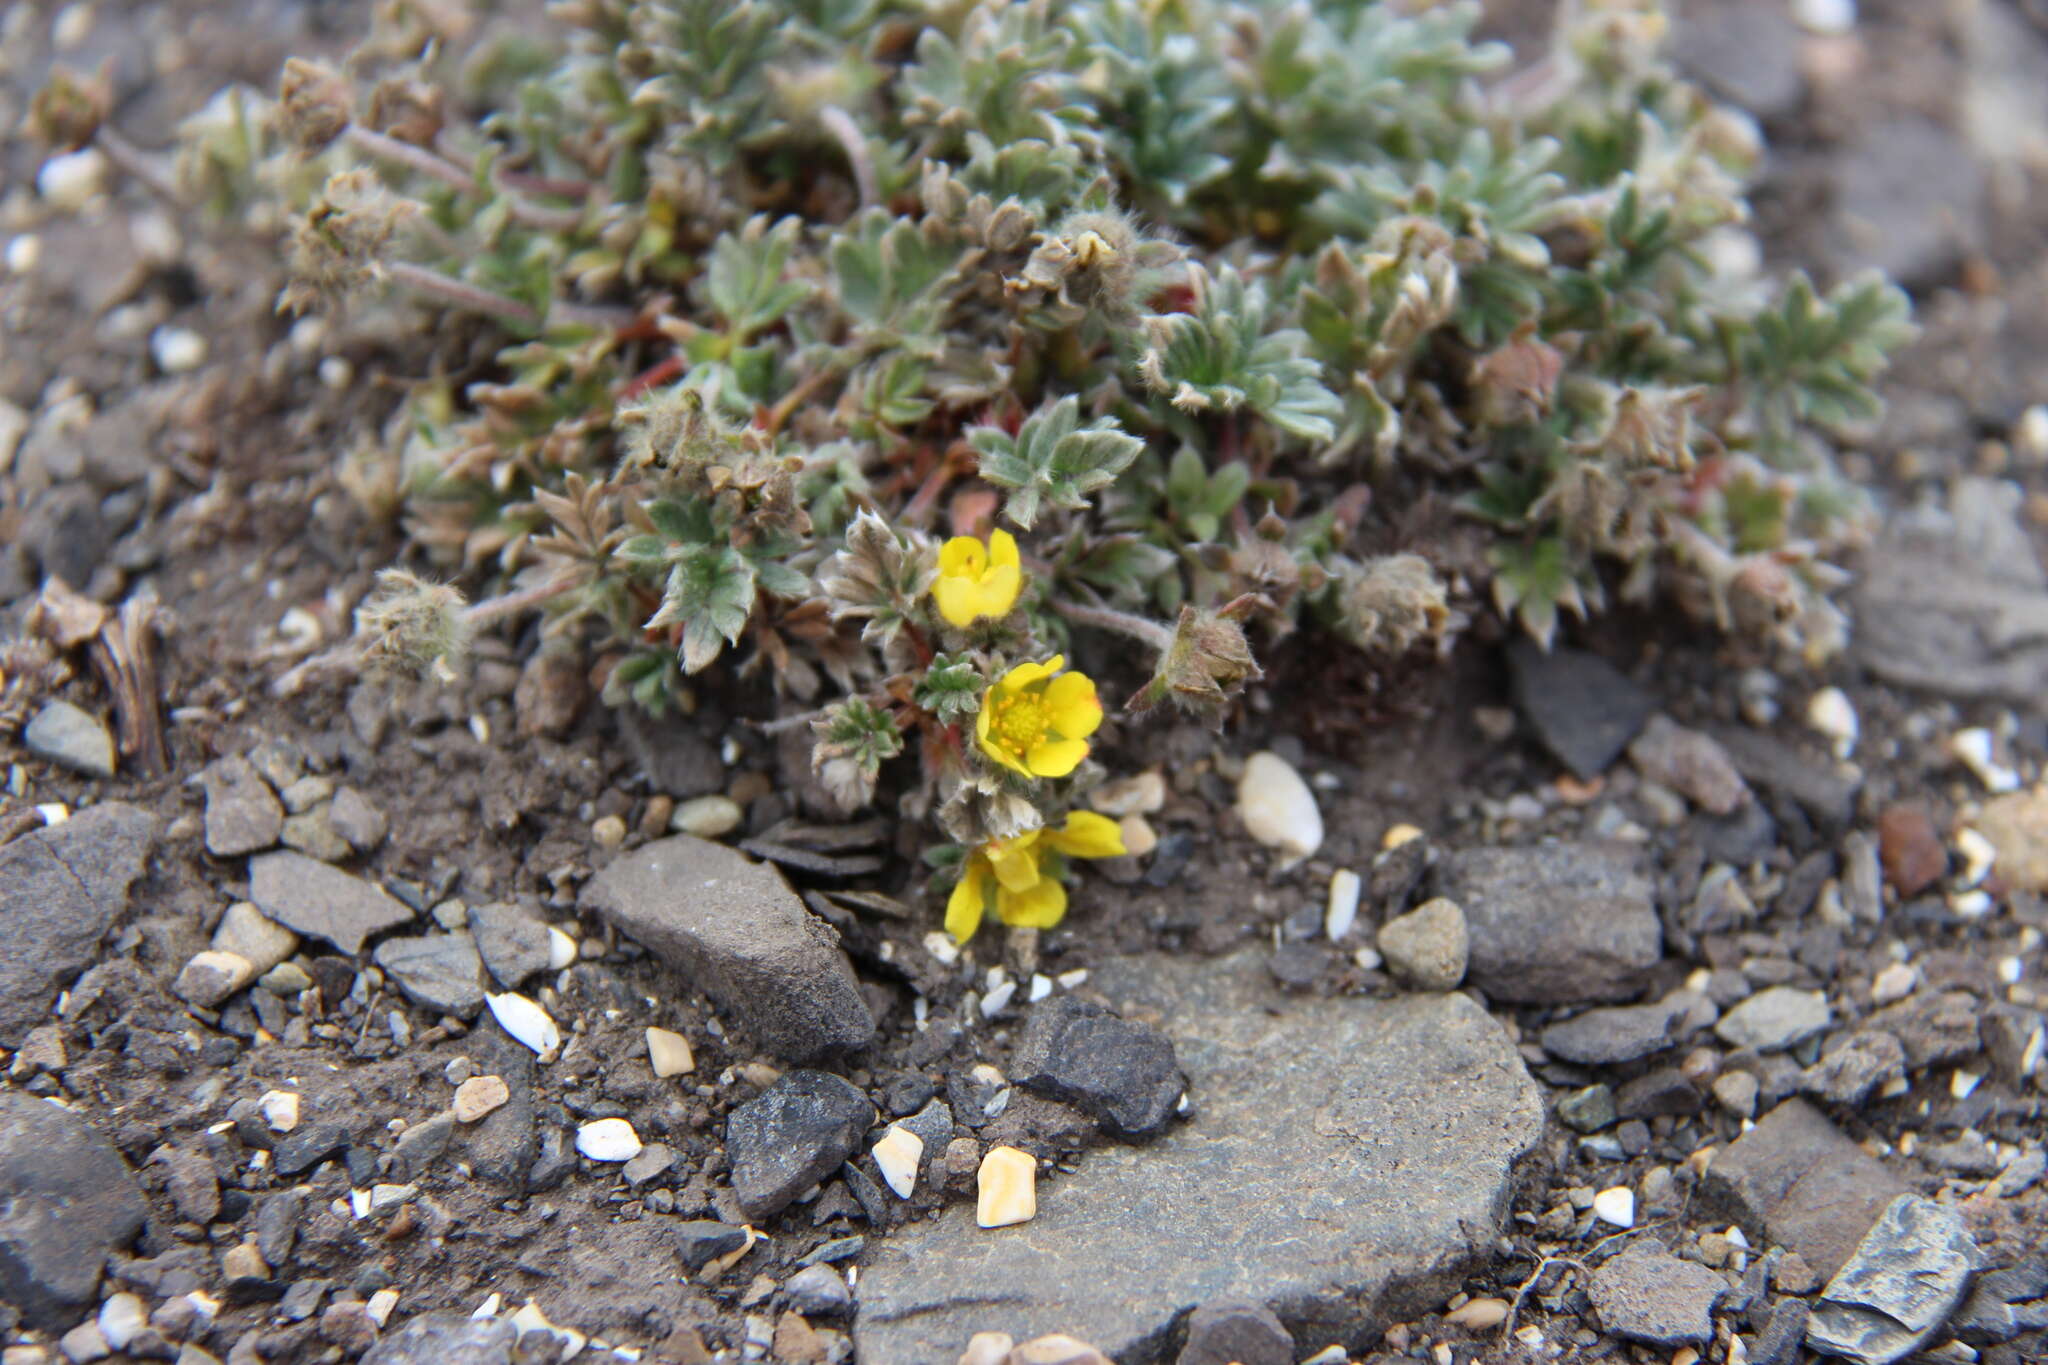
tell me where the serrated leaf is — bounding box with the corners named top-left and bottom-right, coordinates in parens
top-left (969, 395), bottom-right (1146, 529)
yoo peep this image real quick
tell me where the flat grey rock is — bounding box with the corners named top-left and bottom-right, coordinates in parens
top-left (1589, 1241), bottom-right (1727, 1347)
top-left (582, 836), bottom-right (873, 1062)
top-left (469, 901), bottom-right (552, 990)
top-left (1435, 843), bottom-right (1661, 1004)
top-left (1697, 1099), bottom-right (1908, 1281)
top-left (0, 802), bottom-right (154, 1046)
top-left (199, 754), bottom-right (283, 857)
top-left (1507, 641), bottom-right (1655, 780)
top-left (360, 1311), bottom-right (516, 1365)
top-left (726, 1070), bottom-right (877, 1221)
top-left (0, 1092), bottom-right (149, 1329)
top-left (1808, 1195), bottom-right (1982, 1365)
top-left (853, 951), bottom-right (1543, 1362)
top-left (1672, 0), bottom-right (1804, 119)
top-left (1715, 987), bottom-right (1831, 1053)
top-left (248, 851), bottom-right (413, 956)
top-left (24, 700), bottom-right (115, 778)
top-left (372, 933), bottom-right (486, 1017)
top-left (1540, 998), bottom-right (1683, 1067)
top-left (1853, 479), bottom-right (2048, 701)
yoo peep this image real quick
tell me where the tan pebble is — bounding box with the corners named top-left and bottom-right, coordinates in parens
top-left (641, 795), bottom-right (675, 840)
top-left (1007, 1335), bottom-right (1110, 1365)
top-left (591, 814), bottom-right (627, 849)
top-left (773, 1312), bottom-right (829, 1365)
top-left (1554, 774), bottom-right (1603, 805)
top-left (1117, 814), bottom-right (1157, 858)
top-left (645, 1026), bottom-right (695, 1078)
top-left (259, 1089), bottom-right (300, 1133)
top-left (1445, 1296), bottom-right (1509, 1330)
top-left (452, 1074), bottom-right (510, 1123)
top-left (957, 1331), bottom-right (1014, 1365)
top-left (872, 1124), bottom-right (924, 1199)
top-left (975, 1145), bottom-right (1037, 1228)
top-left (222, 1242), bottom-right (268, 1280)
top-left (672, 794), bottom-right (743, 839)
top-left (1673, 1349), bottom-right (1701, 1365)
top-left (1382, 822), bottom-right (1424, 850)
top-left (727, 771), bottom-right (772, 807)
top-left (1090, 771), bottom-right (1165, 817)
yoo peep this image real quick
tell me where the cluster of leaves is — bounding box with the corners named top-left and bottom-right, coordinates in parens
top-left (142, 0), bottom-right (1916, 929)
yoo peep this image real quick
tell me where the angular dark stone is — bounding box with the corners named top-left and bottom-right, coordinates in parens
top-left (248, 852), bottom-right (413, 956)
top-left (1589, 1241), bottom-right (1727, 1348)
top-left (1808, 1195), bottom-right (1982, 1365)
top-left (468, 902), bottom-right (551, 990)
top-left (1748, 1299), bottom-right (1809, 1365)
top-left (1697, 1100), bottom-right (1909, 1281)
top-left (582, 837), bottom-right (874, 1063)
top-left (726, 1071), bottom-right (876, 1221)
top-left (0, 802), bottom-right (154, 1046)
top-left (272, 1123), bottom-right (353, 1177)
top-left (1540, 999), bottom-right (1681, 1067)
top-left (0, 1092), bottom-right (149, 1329)
top-left (1710, 727), bottom-right (1858, 831)
top-left (675, 1220), bottom-right (749, 1272)
top-left (1507, 641), bottom-right (1655, 780)
top-left (1436, 843), bottom-right (1662, 1005)
top-left (1013, 997), bottom-right (1186, 1140)
top-left (360, 1311), bottom-right (517, 1365)
top-left (371, 934), bottom-right (486, 1018)
top-left (1177, 1300), bottom-right (1294, 1365)
top-left (617, 707), bottom-right (723, 797)
top-left (199, 755), bottom-right (283, 858)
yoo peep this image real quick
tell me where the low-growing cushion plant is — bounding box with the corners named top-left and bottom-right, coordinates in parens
top-left (43, 0), bottom-right (1913, 941)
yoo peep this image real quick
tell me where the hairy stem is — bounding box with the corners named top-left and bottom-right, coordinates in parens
top-left (346, 125), bottom-right (586, 232)
top-left (819, 106), bottom-right (878, 212)
top-left (383, 261), bottom-right (632, 333)
top-left (1051, 599), bottom-right (1175, 651)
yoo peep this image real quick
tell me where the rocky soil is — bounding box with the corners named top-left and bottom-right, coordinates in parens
top-left (3, 2), bottom-right (2048, 1364)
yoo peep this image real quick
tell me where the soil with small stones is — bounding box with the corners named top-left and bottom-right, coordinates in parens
top-left (3, 1), bottom-right (2047, 1363)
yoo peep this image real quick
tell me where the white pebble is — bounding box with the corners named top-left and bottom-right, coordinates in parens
top-left (671, 794), bottom-right (743, 838)
top-left (1871, 962), bottom-right (1918, 1005)
top-left (350, 1189), bottom-right (372, 1219)
top-left (38, 803), bottom-right (70, 826)
top-left (1805, 687), bottom-right (1858, 759)
top-left (1951, 728), bottom-right (2020, 793)
top-left (37, 147), bottom-right (107, 212)
top-left (1955, 828), bottom-right (1997, 889)
top-left (52, 3), bottom-right (95, 48)
top-left (923, 930), bottom-right (960, 966)
top-left (979, 978), bottom-right (1017, 1018)
top-left (547, 927), bottom-right (578, 970)
top-left (318, 355), bottom-right (353, 390)
top-left (1028, 973), bottom-right (1053, 1003)
top-left (871, 1124), bottom-right (923, 1199)
top-left (1325, 868), bottom-right (1362, 941)
top-left (365, 1288), bottom-right (399, 1327)
top-left (645, 1026), bottom-right (695, 1078)
top-left (1793, 0), bottom-right (1856, 34)
top-left (150, 326), bottom-right (207, 374)
top-left (2017, 405), bottom-right (2048, 465)
top-left (1951, 1070), bottom-right (1983, 1099)
top-left (4, 235), bottom-right (40, 275)
top-left (1090, 771), bottom-right (1166, 817)
top-left (1950, 889), bottom-right (1994, 920)
top-left (976, 1145), bottom-right (1037, 1228)
top-left (1353, 944), bottom-right (1383, 971)
top-left (1592, 1185), bottom-right (1635, 1229)
top-left (472, 1293), bottom-right (503, 1319)
top-left (98, 1293), bottom-right (146, 1350)
top-left (1237, 750), bottom-right (1323, 865)
top-left (576, 1117), bottom-right (643, 1162)
top-left (486, 991), bottom-right (560, 1057)
top-left (1056, 968), bottom-right (1088, 989)
top-left (259, 1089), bottom-right (300, 1133)
top-left (1998, 955), bottom-right (2024, 985)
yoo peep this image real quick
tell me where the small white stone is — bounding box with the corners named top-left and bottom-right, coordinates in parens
top-left (1805, 687), bottom-right (1858, 759)
top-left (1592, 1185), bottom-right (1635, 1229)
top-left (1871, 962), bottom-right (1918, 1005)
top-left (37, 803), bottom-right (69, 826)
top-left (1352, 944), bottom-right (1383, 971)
top-left (4, 235), bottom-right (40, 275)
top-left (350, 1188), bottom-right (372, 1219)
top-left (976, 1145), bottom-right (1037, 1228)
top-left (546, 927), bottom-right (578, 970)
top-left (150, 326), bottom-right (207, 374)
top-left (1951, 1070), bottom-right (1983, 1099)
top-left (98, 1293), bottom-right (146, 1350)
top-left (364, 1288), bottom-right (399, 1327)
top-left (980, 978), bottom-right (1017, 1018)
top-left (369, 1183), bottom-right (415, 1212)
top-left (1325, 868), bottom-right (1362, 941)
top-left (259, 1089), bottom-right (300, 1133)
top-left (1956, 828), bottom-right (1998, 889)
top-left (871, 1124), bottom-right (923, 1198)
top-left (52, 3), bottom-right (95, 48)
top-left (923, 930), bottom-right (960, 966)
top-left (1028, 973), bottom-right (1053, 1002)
top-left (1950, 889), bottom-right (1994, 920)
top-left (1998, 955), bottom-right (2024, 985)
top-left (671, 794), bottom-right (743, 838)
top-left (318, 356), bottom-right (353, 390)
top-left (645, 1026), bottom-right (695, 1077)
top-left (37, 148), bottom-right (107, 211)
top-left (1237, 750), bottom-right (1323, 865)
top-left (486, 991), bottom-right (560, 1057)
top-left (1952, 728), bottom-right (2020, 793)
top-left (1793, 0), bottom-right (1856, 34)
top-left (1056, 968), bottom-right (1089, 989)
top-left (576, 1117), bottom-right (643, 1162)
top-left (2017, 405), bottom-right (2048, 464)
top-left (1090, 771), bottom-right (1166, 817)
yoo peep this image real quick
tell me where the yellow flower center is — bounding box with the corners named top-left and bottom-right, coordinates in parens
top-left (987, 690), bottom-right (1049, 754)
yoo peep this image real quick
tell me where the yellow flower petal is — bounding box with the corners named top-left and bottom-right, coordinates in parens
top-left (1045, 810), bottom-right (1126, 859)
top-left (988, 529), bottom-right (1021, 572)
top-left (976, 702), bottom-right (1035, 776)
top-left (1042, 670), bottom-right (1104, 740)
top-left (1002, 654), bottom-right (1061, 691)
top-left (987, 831), bottom-right (1046, 894)
top-left (997, 876), bottom-right (1068, 929)
top-left (946, 861), bottom-right (990, 943)
top-left (938, 536), bottom-right (988, 577)
top-left (932, 533), bottom-right (1024, 626)
top-left (1026, 736), bottom-right (1090, 778)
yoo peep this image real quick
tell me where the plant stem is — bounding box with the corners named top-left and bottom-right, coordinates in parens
top-left (819, 106), bottom-right (878, 211)
top-left (346, 125), bottom-right (585, 232)
top-left (94, 126), bottom-right (184, 206)
top-left (763, 363), bottom-right (847, 437)
top-left (383, 261), bottom-right (632, 333)
top-left (1051, 599), bottom-right (1175, 651)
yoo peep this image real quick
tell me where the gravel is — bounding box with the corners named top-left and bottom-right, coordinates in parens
top-left (198, 754), bottom-right (284, 857)
top-left (24, 699), bottom-right (116, 777)
top-left (0, 1092), bottom-right (149, 1329)
top-left (248, 851), bottom-right (414, 956)
top-left (725, 1071), bottom-right (878, 1221)
top-left (1011, 996), bottom-right (1186, 1140)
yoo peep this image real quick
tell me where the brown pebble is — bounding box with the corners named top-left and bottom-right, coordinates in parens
top-left (640, 795), bottom-right (675, 840)
top-left (773, 1313), bottom-right (830, 1365)
top-left (1877, 804), bottom-right (1946, 897)
top-left (383, 1203), bottom-right (416, 1241)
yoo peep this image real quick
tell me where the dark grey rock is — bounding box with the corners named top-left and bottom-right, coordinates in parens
top-left (617, 706), bottom-right (723, 797)
top-left (526, 1125), bottom-right (574, 1193)
top-left (0, 801), bottom-right (154, 1045)
top-left (151, 1144), bottom-right (220, 1224)
top-left (25, 700), bottom-right (115, 778)
top-left (248, 852), bottom-right (413, 956)
top-left (786, 1263), bottom-right (852, 1317)
top-left (360, 1311), bottom-right (516, 1365)
top-left (1826, 116), bottom-right (1983, 287)
top-left (854, 950), bottom-right (1543, 1361)
top-left (1557, 1084), bottom-right (1617, 1133)
top-left (1616, 1066), bottom-right (1703, 1120)
top-left (1698, 1099), bottom-right (1909, 1281)
top-left (1951, 1283), bottom-right (2020, 1346)
top-left (1629, 715), bottom-right (1750, 816)
top-left (1808, 1195), bottom-right (1982, 1365)
top-left (465, 1033), bottom-right (537, 1191)
top-left (1507, 641), bottom-right (1655, 780)
top-left (1853, 480), bottom-right (2048, 702)
top-left (675, 1220), bottom-right (748, 1272)
top-left (255, 1190), bottom-right (303, 1271)
top-left (899, 1099), bottom-right (954, 1162)
top-left (372, 934), bottom-right (485, 1018)
top-left (1750, 1299), bottom-right (1810, 1365)
top-left (273, 1123), bottom-right (353, 1177)
top-left (391, 1113), bottom-right (456, 1181)
top-left (1589, 1241), bottom-right (1726, 1348)
top-left (1012, 997), bottom-right (1186, 1140)
top-left (727, 1071), bottom-right (876, 1221)
top-left (1672, 0), bottom-right (1804, 118)
top-left (1716, 987), bottom-right (1830, 1053)
top-left (469, 902), bottom-right (551, 990)
top-left (1870, 990), bottom-right (1983, 1069)
top-left (1920, 1133), bottom-right (2001, 1179)
top-left (1435, 843), bottom-right (1662, 1005)
top-left (582, 836), bottom-right (874, 1062)
top-left (1980, 1004), bottom-right (2045, 1087)
top-left (24, 486), bottom-right (113, 597)
top-left (1710, 726), bottom-right (1858, 830)
top-left (1801, 1031), bottom-right (1907, 1107)
top-left (1540, 999), bottom-right (1681, 1067)
top-left (199, 756), bottom-right (283, 858)
top-left (0, 1091), bottom-right (149, 1329)
top-left (1177, 1300), bottom-right (1293, 1365)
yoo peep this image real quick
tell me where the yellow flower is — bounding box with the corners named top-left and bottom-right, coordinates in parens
top-left (945, 811), bottom-right (1127, 942)
top-left (974, 654), bottom-right (1103, 779)
top-left (932, 529), bottom-right (1023, 627)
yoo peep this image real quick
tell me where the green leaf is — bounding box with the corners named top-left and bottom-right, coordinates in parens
top-left (913, 652), bottom-right (985, 723)
top-left (1134, 265), bottom-right (1342, 443)
top-left (702, 214), bottom-right (814, 342)
top-left (645, 544), bottom-right (758, 673)
top-left (969, 396), bottom-right (1147, 529)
